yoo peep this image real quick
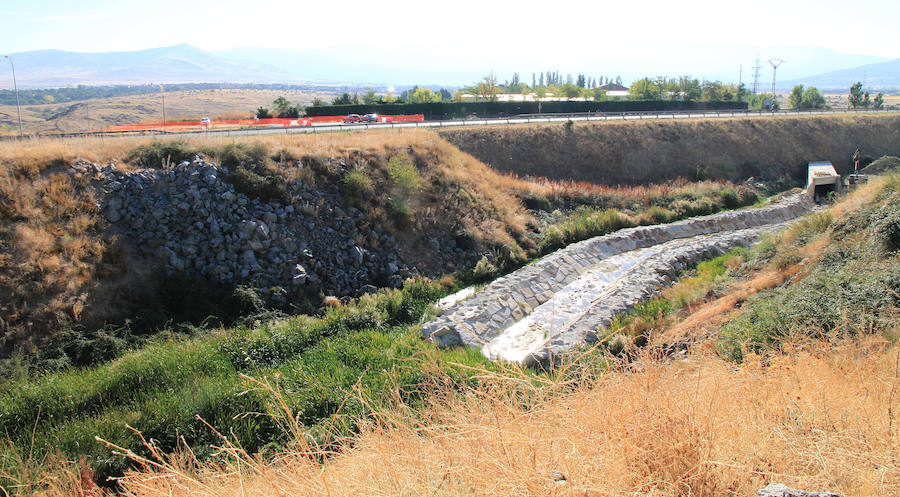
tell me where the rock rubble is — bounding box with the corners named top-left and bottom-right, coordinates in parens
top-left (72, 157), bottom-right (416, 297)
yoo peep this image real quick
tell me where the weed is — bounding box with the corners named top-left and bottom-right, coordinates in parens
top-left (341, 167), bottom-right (374, 196)
top-left (387, 154), bottom-right (422, 196)
top-left (126, 141), bottom-right (198, 168)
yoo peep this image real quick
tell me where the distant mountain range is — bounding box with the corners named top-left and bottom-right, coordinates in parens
top-left (5, 44), bottom-right (304, 87)
top-left (2, 43), bottom-right (898, 90)
top-left (779, 58), bottom-right (900, 90)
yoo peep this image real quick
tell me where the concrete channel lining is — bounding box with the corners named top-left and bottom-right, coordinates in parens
top-left (421, 193), bottom-right (811, 351)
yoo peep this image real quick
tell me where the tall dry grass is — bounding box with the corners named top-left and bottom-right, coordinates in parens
top-left (102, 337), bottom-right (899, 497)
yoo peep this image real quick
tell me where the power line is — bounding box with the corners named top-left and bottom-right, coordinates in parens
top-left (768, 58), bottom-right (785, 96)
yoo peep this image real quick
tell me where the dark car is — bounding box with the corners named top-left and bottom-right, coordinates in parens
top-left (342, 114), bottom-right (361, 123)
top-left (361, 113), bottom-right (379, 123)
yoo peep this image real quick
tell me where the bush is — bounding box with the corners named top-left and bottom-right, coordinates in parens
top-left (127, 141), bottom-right (198, 168)
top-left (342, 168), bottom-right (374, 196)
top-left (873, 197), bottom-right (900, 251)
top-left (227, 166), bottom-right (290, 204)
top-left (387, 155), bottom-right (422, 196)
top-left (472, 256), bottom-right (498, 281)
top-left (387, 197), bottom-right (412, 225)
top-left (211, 142), bottom-right (270, 170)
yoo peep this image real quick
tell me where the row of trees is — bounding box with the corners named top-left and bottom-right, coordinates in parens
top-left (628, 76), bottom-right (747, 102)
top-left (849, 82), bottom-right (884, 109)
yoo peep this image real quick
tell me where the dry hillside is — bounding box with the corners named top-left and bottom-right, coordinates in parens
top-left (0, 88), bottom-right (331, 135)
top-left (440, 113), bottom-right (900, 186)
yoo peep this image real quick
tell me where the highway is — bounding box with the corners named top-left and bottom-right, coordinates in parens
top-left (1, 108), bottom-right (893, 141)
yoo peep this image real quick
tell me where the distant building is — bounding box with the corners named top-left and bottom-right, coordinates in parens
top-left (598, 83), bottom-right (629, 92)
top-left (598, 83), bottom-right (629, 99)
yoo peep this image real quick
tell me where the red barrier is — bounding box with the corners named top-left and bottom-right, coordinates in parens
top-left (107, 114), bottom-right (425, 132)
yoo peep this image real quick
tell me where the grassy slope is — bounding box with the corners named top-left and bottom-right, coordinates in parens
top-left (0, 130), bottom-right (762, 364)
top-left (440, 114), bottom-right (900, 186)
top-left (93, 174), bottom-right (900, 497)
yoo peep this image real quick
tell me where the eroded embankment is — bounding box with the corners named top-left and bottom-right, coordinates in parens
top-left (440, 114), bottom-right (900, 185)
top-left (422, 194), bottom-right (811, 364)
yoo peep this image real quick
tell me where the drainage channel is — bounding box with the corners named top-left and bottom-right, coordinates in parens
top-left (422, 193), bottom-right (811, 364)
top-left (481, 224), bottom-right (783, 366)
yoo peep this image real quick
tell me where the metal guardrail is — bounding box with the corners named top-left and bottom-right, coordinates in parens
top-left (0, 108), bottom-right (895, 141)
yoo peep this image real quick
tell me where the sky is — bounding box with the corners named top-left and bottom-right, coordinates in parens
top-left (1, 0), bottom-right (899, 85)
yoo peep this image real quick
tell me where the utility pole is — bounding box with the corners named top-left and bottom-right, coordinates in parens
top-left (159, 83), bottom-right (166, 128)
top-left (751, 54), bottom-right (761, 95)
top-left (738, 64), bottom-right (743, 87)
top-left (768, 58), bottom-right (785, 97)
top-left (4, 55), bottom-right (24, 137)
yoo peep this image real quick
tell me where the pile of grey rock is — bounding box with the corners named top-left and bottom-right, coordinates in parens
top-left (72, 157), bottom-right (415, 297)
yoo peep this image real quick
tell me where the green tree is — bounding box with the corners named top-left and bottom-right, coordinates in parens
top-left (410, 87), bottom-right (440, 103)
top-left (534, 86), bottom-right (547, 99)
top-left (799, 86), bottom-right (826, 110)
top-left (593, 88), bottom-right (607, 101)
top-left (676, 76), bottom-right (701, 101)
top-left (311, 97), bottom-right (326, 107)
top-left (272, 96), bottom-right (291, 115)
top-left (748, 93), bottom-right (779, 110)
top-left (362, 90), bottom-right (380, 105)
top-left (255, 107), bottom-right (272, 119)
top-left (873, 92), bottom-right (884, 110)
top-left (849, 82), bottom-right (865, 108)
top-left (477, 73), bottom-right (501, 102)
top-left (789, 85), bottom-right (804, 109)
top-left (559, 82), bottom-right (583, 99)
top-left (332, 93), bottom-right (354, 105)
top-left (629, 78), bottom-right (662, 100)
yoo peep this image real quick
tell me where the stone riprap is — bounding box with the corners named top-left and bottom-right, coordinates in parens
top-left (482, 223), bottom-right (786, 365)
top-left (421, 193), bottom-right (811, 360)
top-left (71, 157), bottom-right (420, 296)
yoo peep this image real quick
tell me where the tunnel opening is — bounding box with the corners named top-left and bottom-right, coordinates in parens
top-left (814, 183), bottom-right (836, 203)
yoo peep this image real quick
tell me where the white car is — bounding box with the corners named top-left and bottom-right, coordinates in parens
top-left (200, 117), bottom-right (212, 126)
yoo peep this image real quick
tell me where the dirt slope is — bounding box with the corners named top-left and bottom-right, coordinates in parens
top-left (440, 114), bottom-right (900, 186)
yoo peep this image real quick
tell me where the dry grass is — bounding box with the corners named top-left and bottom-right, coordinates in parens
top-left (0, 166), bottom-right (109, 349)
top-left (100, 337), bottom-right (900, 497)
top-left (0, 129), bottom-right (535, 350)
top-left (0, 88), bottom-right (332, 135)
top-left (440, 114), bottom-right (900, 186)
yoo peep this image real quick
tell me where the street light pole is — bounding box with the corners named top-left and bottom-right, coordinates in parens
top-left (4, 55), bottom-right (24, 137)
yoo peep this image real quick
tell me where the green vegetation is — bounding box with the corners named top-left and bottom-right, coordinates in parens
top-left (0, 277), bottom-right (499, 486)
top-left (718, 178), bottom-right (900, 361)
top-left (342, 167), bottom-right (374, 196)
top-left (788, 84), bottom-right (826, 110)
top-left (387, 154), bottom-right (422, 196)
top-left (537, 184), bottom-right (762, 253)
top-left (127, 141), bottom-right (199, 168)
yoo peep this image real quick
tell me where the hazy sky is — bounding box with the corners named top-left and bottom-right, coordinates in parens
top-left (2, 0), bottom-right (898, 57)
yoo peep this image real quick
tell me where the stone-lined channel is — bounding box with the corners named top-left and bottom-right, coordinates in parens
top-left (421, 194), bottom-right (812, 365)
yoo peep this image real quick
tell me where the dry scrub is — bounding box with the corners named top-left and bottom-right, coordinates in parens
top-left (441, 114), bottom-right (900, 186)
top-left (103, 338), bottom-right (900, 497)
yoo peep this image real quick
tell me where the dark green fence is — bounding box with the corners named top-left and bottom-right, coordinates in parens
top-left (304, 100), bottom-right (748, 119)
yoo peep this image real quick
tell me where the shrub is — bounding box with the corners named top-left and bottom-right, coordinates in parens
top-left (472, 256), bottom-right (498, 281)
top-left (638, 206), bottom-right (675, 225)
top-left (387, 197), bottom-right (412, 224)
top-left (387, 155), bottom-right (422, 196)
top-left (715, 187), bottom-right (741, 209)
top-left (227, 166), bottom-right (290, 203)
top-left (127, 141), bottom-right (198, 168)
top-left (211, 142), bottom-right (270, 170)
top-left (342, 168), bottom-right (374, 196)
top-left (873, 197), bottom-right (900, 251)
